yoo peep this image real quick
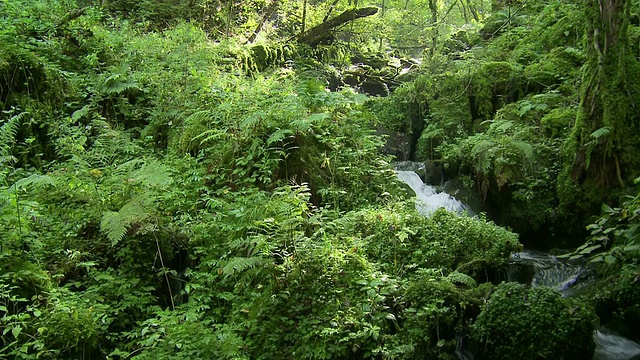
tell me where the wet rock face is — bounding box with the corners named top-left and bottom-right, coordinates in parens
top-left (421, 160), bottom-right (444, 186)
top-left (377, 125), bottom-right (411, 160)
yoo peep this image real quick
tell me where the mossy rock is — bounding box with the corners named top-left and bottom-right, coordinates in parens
top-left (594, 264), bottom-right (640, 342)
top-left (471, 282), bottom-right (598, 360)
top-left (541, 107), bottom-right (575, 138)
top-left (524, 47), bottom-right (583, 91)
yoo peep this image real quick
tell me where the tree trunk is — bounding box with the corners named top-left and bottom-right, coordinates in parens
top-left (301, 0), bottom-right (308, 34)
top-left (571, 0), bottom-right (640, 188)
top-left (297, 6), bottom-right (378, 46)
top-left (428, 0), bottom-right (438, 56)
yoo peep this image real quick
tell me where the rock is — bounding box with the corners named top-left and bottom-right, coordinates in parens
top-left (377, 125), bottom-right (411, 161)
top-left (422, 160), bottom-right (444, 186)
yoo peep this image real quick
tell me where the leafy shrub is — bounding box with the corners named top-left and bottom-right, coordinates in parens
top-left (172, 76), bottom-right (400, 211)
top-left (471, 282), bottom-right (597, 360)
top-left (0, 259), bottom-right (51, 308)
top-left (398, 269), bottom-right (491, 359)
top-left (328, 205), bottom-right (521, 279)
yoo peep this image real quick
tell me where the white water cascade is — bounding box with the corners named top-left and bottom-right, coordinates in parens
top-left (593, 330), bottom-right (640, 360)
top-left (395, 170), bottom-right (469, 215)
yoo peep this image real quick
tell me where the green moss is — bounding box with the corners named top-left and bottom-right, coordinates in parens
top-left (471, 282), bottom-right (598, 360)
top-left (541, 107), bottom-right (575, 138)
top-left (335, 206), bottom-right (521, 278)
top-left (467, 61), bottom-right (523, 118)
top-left (524, 47), bottom-right (584, 90)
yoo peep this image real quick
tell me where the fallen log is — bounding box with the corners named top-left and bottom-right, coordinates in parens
top-left (297, 7), bottom-right (378, 47)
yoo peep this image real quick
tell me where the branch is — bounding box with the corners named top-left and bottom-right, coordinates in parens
top-left (297, 6), bottom-right (378, 47)
top-left (247, 0), bottom-right (280, 43)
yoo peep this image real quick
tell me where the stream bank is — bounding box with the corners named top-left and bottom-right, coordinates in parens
top-left (395, 163), bottom-right (640, 360)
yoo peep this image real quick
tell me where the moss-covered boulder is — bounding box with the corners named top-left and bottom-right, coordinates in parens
top-left (471, 282), bottom-right (597, 360)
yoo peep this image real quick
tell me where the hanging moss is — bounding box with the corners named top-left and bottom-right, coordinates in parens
top-left (250, 43), bottom-right (298, 72)
top-left (466, 61), bottom-right (523, 119)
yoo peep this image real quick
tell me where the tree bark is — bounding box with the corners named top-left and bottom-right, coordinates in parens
top-left (571, 0), bottom-right (639, 187)
top-left (428, 0), bottom-right (438, 56)
top-left (301, 0), bottom-right (308, 34)
top-left (297, 6), bottom-right (378, 46)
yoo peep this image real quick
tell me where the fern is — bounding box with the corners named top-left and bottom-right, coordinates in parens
top-left (194, 128), bottom-right (230, 145)
top-left (101, 211), bottom-right (129, 245)
top-left (221, 256), bottom-right (266, 279)
top-left (132, 160), bottom-right (173, 187)
top-left (0, 112), bottom-right (26, 159)
top-left (184, 110), bottom-right (219, 126)
top-left (100, 196), bottom-right (153, 245)
top-left (589, 126), bottom-right (610, 140)
top-left (267, 128), bottom-right (294, 146)
top-left (101, 64), bottom-right (142, 95)
top-left (11, 174), bottom-right (57, 191)
top-left (446, 271), bottom-right (478, 288)
top-left (291, 113), bottom-right (330, 133)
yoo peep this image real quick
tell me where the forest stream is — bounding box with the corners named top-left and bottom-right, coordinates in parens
top-left (395, 162), bottom-right (640, 360)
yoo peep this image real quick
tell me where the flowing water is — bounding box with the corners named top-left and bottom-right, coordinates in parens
top-left (395, 162), bottom-right (469, 215)
top-left (507, 250), bottom-right (591, 296)
top-left (593, 330), bottom-right (640, 360)
top-left (394, 164), bottom-right (640, 360)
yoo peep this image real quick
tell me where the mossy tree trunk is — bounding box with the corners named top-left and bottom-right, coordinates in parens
top-left (428, 0), bottom-right (438, 56)
top-left (571, 0), bottom-right (640, 189)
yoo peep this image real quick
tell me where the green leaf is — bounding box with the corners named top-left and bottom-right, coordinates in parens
top-left (601, 204), bottom-right (615, 214)
top-left (437, 339), bottom-right (446, 347)
top-left (101, 211), bottom-right (128, 245)
top-left (12, 326), bottom-right (22, 338)
top-left (579, 244), bottom-right (602, 254)
top-left (590, 126), bottom-right (610, 139)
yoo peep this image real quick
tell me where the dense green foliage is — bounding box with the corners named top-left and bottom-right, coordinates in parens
top-left (472, 282), bottom-right (597, 360)
top-left (1, 0), bottom-right (639, 358)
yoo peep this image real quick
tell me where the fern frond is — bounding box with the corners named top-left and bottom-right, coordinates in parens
top-left (446, 271), bottom-right (478, 288)
top-left (510, 140), bottom-right (535, 163)
top-left (11, 174), bottom-right (57, 191)
top-left (470, 139), bottom-right (495, 159)
top-left (90, 127), bottom-right (133, 167)
top-left (101, 211), bottom-right (128, 245)
top-left (291, 113), bottom-right (330, 133)
top-left (131, 160), bottom-right (173, 187)
top-left (0, 112), bottom-right (27, 158)
top-left (184, 110), bottom-right (218, 127)
top-left (590, 126), bottom-right (610, 140)
top-left (267, 128), bottom-right (294, 145)
top-left (105, 80), bottom-right (142, 95)
top-left (221, 256), bottom-right (266, 279)
top-left (100, 196), bottom-right (154, 245)
top-left (193, 128), bottom-right (229, 145)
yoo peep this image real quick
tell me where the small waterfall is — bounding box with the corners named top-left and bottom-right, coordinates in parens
top-left (396, 169), bottom-right (470, 216)
top-left (593, 329), bottom-right (640, 360)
